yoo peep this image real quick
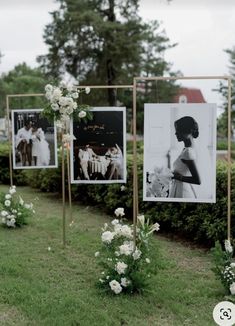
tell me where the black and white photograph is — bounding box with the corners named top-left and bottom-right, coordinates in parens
top-left (70, 107), bottom-right (126, 184)
top-left (143, 103), bottom-right (217, 203)
top-left (12, 109), bottom-right (58, 169)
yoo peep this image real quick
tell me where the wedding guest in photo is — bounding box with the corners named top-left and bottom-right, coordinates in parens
top-left (31, 124), bottom-right (50, 166)
top-left (106, 144), bottom-right (123, 180)
top-left (169, 116), bottom-right (201, 198)
top-left (15, 120), bottom-right (33, 166)
top-left (78, 144), bottom-right (97, 180)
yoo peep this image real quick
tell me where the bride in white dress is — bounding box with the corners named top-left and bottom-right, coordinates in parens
top-left (32, 125), bottom-right (50, 166)
top-left (169, 116), bottom-right (201, 199)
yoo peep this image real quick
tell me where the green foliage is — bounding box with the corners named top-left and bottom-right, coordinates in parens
top-left (38, 0), bottom-right (179, 131)
top-left (0, 63), bottom-right (49, 117)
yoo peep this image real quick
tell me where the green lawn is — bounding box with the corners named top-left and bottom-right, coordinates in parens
top-left (0, 185), bottom-right (224, 326)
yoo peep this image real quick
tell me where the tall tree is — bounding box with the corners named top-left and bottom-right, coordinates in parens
top-left (0, 63), bottom-right (48, 117)
top-left (216, 47), bottom-right (235, 138)
top-left (38, 0), bottom-right (178, 111)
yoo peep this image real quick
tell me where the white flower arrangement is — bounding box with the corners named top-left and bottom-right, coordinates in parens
top-left (43, 82), bottom-right (92, 129)
top-left (96, 209), bottom-right (159, 295)
top-left (0, 186), bottom-right (35, 228)
top-left (212, 239), bottom-right (235, 297)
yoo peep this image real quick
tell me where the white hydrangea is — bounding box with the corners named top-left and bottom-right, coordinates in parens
top-left (101, 231), bottom-right (114, 244)
top-left (78, 110), bottom-right (86, 118)
top-left (115, 261), bottom-right (128, 275)
top-left (109, 280), bottom-right (122, 294)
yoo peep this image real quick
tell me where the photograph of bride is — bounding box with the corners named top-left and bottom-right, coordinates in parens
top-left (143, 103), bottom-right (217, 203)
top-left (12, 109), bottom-right (57, 169)
top-left (70, 107), bottom-right (126, 184)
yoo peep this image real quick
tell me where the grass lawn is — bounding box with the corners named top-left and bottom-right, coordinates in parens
top-left (0, 185), bottom-right (225, 326)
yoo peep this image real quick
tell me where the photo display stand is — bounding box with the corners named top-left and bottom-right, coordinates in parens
top-left (133, 75), bottom-right (233, 240)
top-left (74, 84), bottom-right (137, 239)
top-left (6, 93), bottom-right (70, 247)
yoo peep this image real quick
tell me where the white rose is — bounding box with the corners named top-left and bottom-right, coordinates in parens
top-left (225, 240), bottom-right (233, 254)
top-left (45, 84), bottom-right (53, 92)
top-left (230, 282), bottom-right (235, 295)
top-left (5, 194), bottom-right (11, 200)
top-left (1, 210), bottom-right (8, 217)
top-left (94, 251), bottom-right (100, 257)
top-left (114, 207), bottom-right (125, 217)
top-left (65, 106), bottom-right (74, 115)
top-left (109, 280), bottom-right (122, 294)
top-left (72, 92), bottom-right (79, 99)
top-left (4, 200), bottom-right (11, 207)
top-left (85, 87), bottom-right (91, 94)
top-left (231, 263), bottom-right (235, 268)
top-left (132, 249), bottom-right (142, 260)
top-left (115, 261), bottom-right (128, 275)
top-left (101, 231), bottom-right (114, 244)
top-left (121, 277), bottom-right (130, 287)
top-left (45, 92), bottom-right (52, 100)
top-left (51, 103), bottom-right (60, 111)
top-left (73, 102), bottom-right (78, 110)
top-left (146, 258), bottom-right (151, 264)
top-left (59, 81), bottom-right (67, 88)
top-left (78, 110), bottom-right (86, 118)
top-left (67, 85), bottom-right (74, 92)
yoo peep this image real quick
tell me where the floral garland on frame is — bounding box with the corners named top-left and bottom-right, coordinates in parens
top-left (43, 83), bottom-right (92, 140)
top-left (95, 208), bottom-right (160, 295)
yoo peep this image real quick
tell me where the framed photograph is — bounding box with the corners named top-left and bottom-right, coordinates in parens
top-left (70, 107), bottom-right (126, 184)
top-left (12, 109), bottom-right (58, 169)
top-left (143, 103), bottom-right (217, 203)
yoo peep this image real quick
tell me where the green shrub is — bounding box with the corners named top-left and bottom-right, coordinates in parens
top-left (1, 142), bottom-right (234, 246)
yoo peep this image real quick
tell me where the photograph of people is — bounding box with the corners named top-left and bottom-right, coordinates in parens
top-left (70, 107), bottom-right (126, 184)
top-left (12, 109), bottom-right (58, 169)
top-left (143, 103), bottom-right (217, 203)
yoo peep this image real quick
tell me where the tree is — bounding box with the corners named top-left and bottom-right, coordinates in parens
top-left (38, 0), bottom-right (179, 116)
top-left (216, 47), bottom-right (235, 138)
top-left (0, 63), bottom-right (48, 117)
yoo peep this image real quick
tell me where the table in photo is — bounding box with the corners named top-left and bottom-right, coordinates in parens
top-left (88, 156), bottom-right (109, 178)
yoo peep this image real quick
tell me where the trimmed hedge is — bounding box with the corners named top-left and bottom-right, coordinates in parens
top-left (0, 142), bottom-right (234, 246)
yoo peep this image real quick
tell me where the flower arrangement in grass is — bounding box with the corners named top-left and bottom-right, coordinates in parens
top-left (0, 186), bottom-right (35, 228)
top-left (95, 208), bottom-right (160, 295)
top-left (43, 82), bottom-right (92, 126)
top-left (211, 239), bottom-right (235, 296)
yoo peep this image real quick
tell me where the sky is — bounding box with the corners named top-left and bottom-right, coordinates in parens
top-left (0, 0), bottom-right (234, 109)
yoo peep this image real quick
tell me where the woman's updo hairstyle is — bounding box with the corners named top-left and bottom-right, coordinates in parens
top-left (175, 116), bottom-right (199, 138)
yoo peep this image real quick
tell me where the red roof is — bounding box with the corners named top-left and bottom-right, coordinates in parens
top-left (174, 87), bottom-right (206, 103)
